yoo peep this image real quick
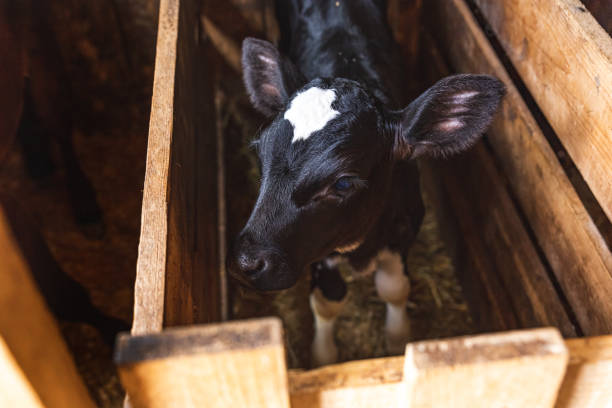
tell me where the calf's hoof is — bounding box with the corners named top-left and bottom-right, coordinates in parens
top-left (384, 302), bottom-right (411, 355)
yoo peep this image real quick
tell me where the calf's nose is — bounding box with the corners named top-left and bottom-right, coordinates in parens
top-left (236, 251), bottom-right (270, 281)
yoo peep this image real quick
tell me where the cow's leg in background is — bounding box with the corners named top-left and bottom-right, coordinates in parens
top-left (375, 249), bottom-right (411, 354)
top-left (310, 261), bottom-right (347, 367)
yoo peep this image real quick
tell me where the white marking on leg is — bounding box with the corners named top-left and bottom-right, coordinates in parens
top-left (284, 87), bottom-right (339, 143)
top-left (310, 288), bottom-right (346, 367)
top-left (375, 249), bottom-right (411, 354)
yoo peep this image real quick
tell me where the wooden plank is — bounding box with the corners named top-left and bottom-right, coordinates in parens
top-left (419, 32), bottom-right (576, 336)
top-left (556, 335), bottom-right (612, 408)
top-left (132, 0), bottom-right (221, 333)
top-left (428, 0), bottom-right (612, 335)
top-left (0, 205), bottom-right (95, 407)
top-left (405, 328), bottom-right (568, 407)
top-left (163, 0), bottom-right (220, 327)
top-left (582, 0), bottom-right (612, 34)
top-left (425, 143), bottom-right (577, 336)
top-left (470, 0), bottom-right (612, 222)
top-left (288, 357), bottom-right (404, 408)
top-left (132, 0), bottom-right (179, 334)
top-left (117, 318), bottom-right (290, 408)
top-left (0, 336), bottom-right (44, 408)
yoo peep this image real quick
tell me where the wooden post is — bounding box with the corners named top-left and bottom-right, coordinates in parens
top-left (116, 318), bottom-right (290, 408)
top-left (404, 328), bottom-right (568, 408)
top-left (556, 336), bottom-right (612, 407)
top-left (0, 206), bottom-right (95, 407)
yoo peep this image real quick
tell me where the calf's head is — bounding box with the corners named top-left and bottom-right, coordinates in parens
top-left (229, 38), bottom-right (505, 291)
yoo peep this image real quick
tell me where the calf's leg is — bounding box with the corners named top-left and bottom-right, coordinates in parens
top-left (375, 249), bottom-right (411, 354)
top-left (309, 261), bottom-right (347, 367)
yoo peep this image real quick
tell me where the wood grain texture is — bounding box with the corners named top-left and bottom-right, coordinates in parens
top-left (132, 0), bottom-right (221, 333)
top-left (471, 0), bottom-right (612, 223)
top-left (117, 318), bottom-right (290, 408)
top-left (424, 142), bottom-right (577, 336)
top-left (164, 0), bottom-right (220, 327)
top-left (0, 337), bottom-right (45, 408)
top-left (0, 206), bottom-right (95, 408)
top-left (419, 32), bottom-right (575, 336)
top-left (428, 0), bottom-right (612, 335)
top-left (132, 0), bottom-right (179, 335)
top-left (288, 357), bottom-right (404, 408)
top-left (405, 328), bottom-right (568, 408)
top-left (556, 335), bottom-right (612, 408)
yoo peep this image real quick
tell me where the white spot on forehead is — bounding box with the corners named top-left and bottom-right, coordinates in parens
top-left (284, 87), bottom-right (340, 143)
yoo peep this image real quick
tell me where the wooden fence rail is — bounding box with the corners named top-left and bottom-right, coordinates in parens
top-left (115, 319), bottom-right (612, 408)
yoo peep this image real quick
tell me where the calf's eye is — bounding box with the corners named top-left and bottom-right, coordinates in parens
top-left (333, 177), bottom-right (353, 192)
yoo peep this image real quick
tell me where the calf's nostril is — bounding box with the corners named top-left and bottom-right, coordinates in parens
top-left (237, 253), bottom-right (269, 280)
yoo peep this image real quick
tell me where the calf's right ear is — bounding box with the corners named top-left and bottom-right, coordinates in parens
top-left (242, 37), bottom-right (305, 118)
top-left (388, 74), bottom-right (505, 159)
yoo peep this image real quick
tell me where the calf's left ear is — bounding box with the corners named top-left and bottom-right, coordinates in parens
top-left (242, 37), bottom-right (306, 117)
top-left (388, 74), bottom-right (505, 159)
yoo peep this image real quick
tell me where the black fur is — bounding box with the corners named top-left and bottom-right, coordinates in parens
top-left (229, 0), bottom-right (505, 293)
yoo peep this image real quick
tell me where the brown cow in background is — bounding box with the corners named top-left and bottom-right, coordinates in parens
top-left (0, 1), bottom-right (103, 237)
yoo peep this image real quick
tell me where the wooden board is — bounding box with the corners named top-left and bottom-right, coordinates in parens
top-left (556, 336), bottom-right (612, 408)
top-left (470, 0), bottom-right (612, 223)
top-left (423, 142), bottom-right (577, 336)
top-left (289, 357), bottom-right (404, 408)
top-left (0, 205), bottom-right (95, 407)
top-left (117, 318), bottom-right (290, 408)
top-left (418, 32), bottom-right (576, 336)
top-left (427, 0), bottom-right (612, 335)
top-left (405, 328), bottom-right (568, 407)
top-left (132, 0), bottom-right (221, 334)
top-left (0, 336), bottom-right (44, 408)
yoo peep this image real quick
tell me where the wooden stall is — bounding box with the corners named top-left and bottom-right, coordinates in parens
top-left (120, 0), bottom-right (612, 406)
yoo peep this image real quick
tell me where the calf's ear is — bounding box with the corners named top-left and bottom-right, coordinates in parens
top-left (388, 74), bottom-right (505, 159)
top-left (242, 37), bottom-right (305, 117)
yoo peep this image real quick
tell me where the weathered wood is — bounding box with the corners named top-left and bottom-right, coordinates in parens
top-left (556, 335), bottom-right (612, 408)
top-left (470, 0), bottom-right (612, 223)
top-left (0, 206), bottom-right (95, 407)
top-left (0, 336), bottom-right (44, 408)
top-left (405, 328), bottom-right (568, 408)
top-left (289, 357), bottom-right (404, 408)
top-left (117, 318), bottom-right (290, 408)
top-left (132, 0), bottom-right (221, 333)
top-left (164, 0), bottom-right (220, 327)
top-left (132, 0), bottom-right (179, 335)
top-left (419, 32), bottom-right (576, 336)
top-left (428, 0), bottom-right (612, 335)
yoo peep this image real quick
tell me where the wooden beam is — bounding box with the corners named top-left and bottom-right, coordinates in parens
top-left (405, 328), bottom-right (568, 407)
top-left (0, 337), bottom-right (44, 408)
top-left (428, 0), bottom-right (612, 335)
top-left (117, 318), bottom-right (290, 408)
top-left (556, 335), bottom-right (612, 408)
top-left (288, 357), bottom-right (404, 408)
top-left (0, 205), bottom-right (95, 407)
top-left (471, 0), bottom-right (612, 222)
